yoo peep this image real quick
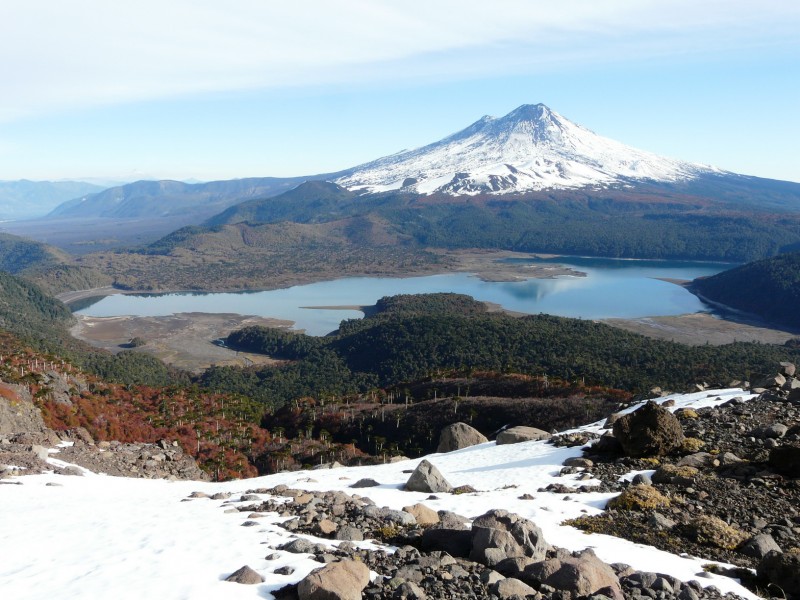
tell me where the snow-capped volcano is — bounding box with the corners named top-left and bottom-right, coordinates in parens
top-left (335, 104), bottom-right (719, 195)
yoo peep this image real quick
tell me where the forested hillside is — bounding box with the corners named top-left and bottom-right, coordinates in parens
top-left (213, 293), bottom-right (800, 409)
top-left (692, 252), bottom-right (800, 328)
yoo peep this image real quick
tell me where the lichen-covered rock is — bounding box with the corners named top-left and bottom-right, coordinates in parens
top-left (607, 485), bottom-right (670, 511)
top-left (613, 401), bottom-right (684, 457)
top-left (652, 464), bottom-right (699, 484)
top-left (437, 422), bottom-right (488, 452)
top-left (470, 509), bottom-right (550, 567)
top-left (683, 515), bottom-right (748, 550)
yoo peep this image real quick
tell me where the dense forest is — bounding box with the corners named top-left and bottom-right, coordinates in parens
top-left (0, 271), bottom-right (180, 387)
top-left (2, 270), bottom-right (799, 477)
top-left (204, 181), bottom-right (800, 262)
top-left (691, 251), bottom-right (800, 329)
top-left (215, 293), bottom-right (800, 410)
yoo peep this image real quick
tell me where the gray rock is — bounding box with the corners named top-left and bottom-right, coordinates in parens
top-left (718, 451), bottom-right (744, 465)
top-left (631, 473), bottom-right (652, 486)
top-left (563, 456), bottom-right (594, 468)
top-left (492, 577), bottom-right (537, 599)
top-left (395, 564), bottom-right (424, 583)
top-left (740, 533), bottom-right (781, 558)
top-left (470, 509), bottom-right (550, 567)
top-left (779, 362), bottom-right (796, 377)
top-left (437, 422), bottom-right (488, 452)
top-left (648, 512), bottom-right (677, 530)
top-left (677, 452), bottom-right (714, 468)
top-left (393, 580), bottom-right (427, 599)
top-left (281, 538), bottom-right (316, 554)
top-left (224, 565), bottom-right (264, 584)
top-left (335, 526), bottom-right (364, 542)
top-left (763, 423), bottom-right (788, 439)
top-left (480, 569), bottom-right (505, 586)
top-left (350, 478), bottom-right (380, 488)
top-left (363, 506), bottom-right (416, 526)
top-left (405, 460), bottom-right (452, 493)
top-left (524, 549), bottom-right (621, 597)
top-left (755, 373), bottom-right (786, 389)
top-left (298, 560), bottom-right (370, 600)
top-left (496, 426), bottom-right (552, 445)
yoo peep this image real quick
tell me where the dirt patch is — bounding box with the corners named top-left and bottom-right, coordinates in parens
top-left (71, 312), bottom-right (292, 373)
top-left (604, 312), bottom-right (796, 346)
top-left (440, 249), bottom-right (586, 281)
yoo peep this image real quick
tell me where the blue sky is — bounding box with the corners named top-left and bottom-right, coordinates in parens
top-left (0, 1), bottom-right (798, 183)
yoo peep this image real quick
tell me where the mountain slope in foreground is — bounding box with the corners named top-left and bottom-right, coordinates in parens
top-left (0, 389), bottom-right (777, 600)
top-left (335, 104), bottom-right (720, 195)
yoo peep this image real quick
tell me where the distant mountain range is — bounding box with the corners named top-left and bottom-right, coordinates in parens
top-left (42, 103), bottom-right (800, 224)
top-left (46, 176), bottom-right (320, 220)
top-left (9, 104), bottom-right (800, 264)
top-left (0, 180), bottom-right (105, 220)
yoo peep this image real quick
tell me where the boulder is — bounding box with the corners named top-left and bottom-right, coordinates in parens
top-left (403, 503), bottom-right (440, 526)
top-left (334, 526), bottom-right (364, 542)
top-left (607, 485), bottom-right (670, 511)
top-left (755, 373), bottom-right (787, 389)
top-left (393, 581), bottom-right (427, 599)
top-left (224, 565), bottom-right (264, 584)
top-left (470, 509), bottom-right (550, 567)
top-left (779, 362), bottom-right (796, 377)
top-left (741, 533), bottom-right (782, 559)
top-left (405, 460), bottom-right (452, 493)
top-left (350, 478), bottom-right (380, 488)
top-left (524, 549), bottom-right (621, 597)
top-left (677, 452), bottom-right (715, 468)
top-left (652, 464), bottom-right (698, 484)
top-left (683, 515), bottom-right (747, 550)
top-left (437, 422), bottom-right (488, 452)
top-left (612, 401), bottom-right (684, 457)
top-left (757, 550), bottom-right (800, 598)
top-left (298, 560), bottom-right (370, 600)
top-left (418, 509), bottom-right (471, 555)
top-left (492, 577), bottom-right (537, 599)
top-left (496, 426), bottom-right (552, 445)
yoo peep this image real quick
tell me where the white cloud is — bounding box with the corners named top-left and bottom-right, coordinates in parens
top-left (0, 0), bottom-right (798, 121)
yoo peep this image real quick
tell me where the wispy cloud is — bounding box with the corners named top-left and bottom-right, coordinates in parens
top-left (1, 0), bottom-right (797, 121)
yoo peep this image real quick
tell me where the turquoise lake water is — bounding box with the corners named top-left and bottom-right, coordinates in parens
top-left (75, 256), bottom-right (732, 335)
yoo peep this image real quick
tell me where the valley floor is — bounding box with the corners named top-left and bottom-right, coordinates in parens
top-left (69, 312), bottom-right (289, 373)
top-left (605, 312), bottom-right (797, 346)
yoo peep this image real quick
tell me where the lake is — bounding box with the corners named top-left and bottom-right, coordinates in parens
top-left (74, 256), bottom-right (731, 335)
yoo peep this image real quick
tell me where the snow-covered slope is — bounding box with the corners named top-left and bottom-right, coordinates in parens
top-left (0, 389), bottom-right (758, 600)
top-left (335, 104), bottom-right (720, 195)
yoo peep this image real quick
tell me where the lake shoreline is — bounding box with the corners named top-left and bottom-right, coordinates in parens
top-left (56, 250), bottom-right (584, 305)
top-left (63, 253), bottom-right (797, 370)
